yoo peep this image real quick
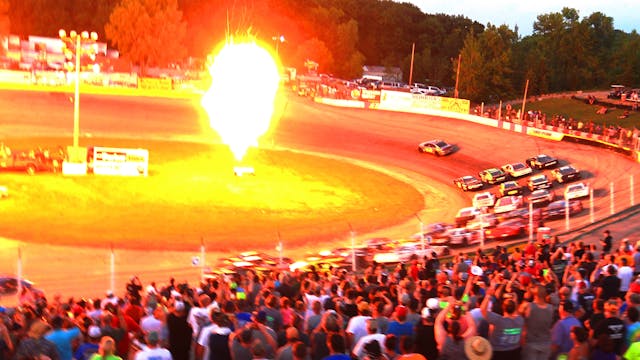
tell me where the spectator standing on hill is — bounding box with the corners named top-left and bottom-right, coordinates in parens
top-left (618, 258), bottom-right (634, 299)
top-left (601, 231), bottom-right (613, 254)
top-left (45, 315), bottom-right (81, 360)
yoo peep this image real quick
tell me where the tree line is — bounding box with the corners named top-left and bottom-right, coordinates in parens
top-left (0, 0), bottom-right (638, 102)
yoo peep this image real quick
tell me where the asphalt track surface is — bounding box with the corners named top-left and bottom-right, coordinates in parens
top-left (1, 89), bottom-right (639, 298)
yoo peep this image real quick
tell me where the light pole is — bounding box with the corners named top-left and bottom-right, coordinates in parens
top-left (59, 29), bottom-right (98, 155)
top-left (272, 35), bottom-right (285, 57)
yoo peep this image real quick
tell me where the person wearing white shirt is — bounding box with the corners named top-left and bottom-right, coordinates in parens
top-left (351, 319), bottom-right (386, 359)
top-left (135, 332), bottom-right (172, 360)
top-left (618, 258), bottom-right (634, 297)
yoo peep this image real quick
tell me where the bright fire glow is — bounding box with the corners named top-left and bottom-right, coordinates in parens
top-left (202, 41), bottom-right (280, 161)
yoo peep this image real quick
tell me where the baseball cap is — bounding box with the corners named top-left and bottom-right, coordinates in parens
top-left (426, 298), bottom-right (440, 310)
top-left (88, 326), bottom-right (101, 338)
top-left (395, 305), bottom-right (408, 318)
top-left (421, 307), bottom-right (431, 318)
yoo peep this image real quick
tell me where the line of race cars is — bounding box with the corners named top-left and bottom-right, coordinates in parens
top-left (420, 139), bottom-right (592, 247)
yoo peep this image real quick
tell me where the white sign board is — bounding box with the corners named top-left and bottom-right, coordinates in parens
top-left (91, 147), bottom-right (149, 176)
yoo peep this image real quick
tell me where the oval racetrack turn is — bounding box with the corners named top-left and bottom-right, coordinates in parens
top-left (0, 89), bottom-right (638, 297)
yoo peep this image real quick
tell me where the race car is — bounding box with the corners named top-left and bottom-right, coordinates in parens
top-left (498, 181), bottom-right (523, 197)
top-left (551, 165), bottom-right (581, 183)
top-left (453, 175), bottom-right (484, 191)
top-left (479, 168), bottom-right (508, 184)
top-left (417, 140), bottom-right (454, 156)
top-left (525, 154), bottom-right (559, 169)
top-left (501, 162), bottom-right (533, 178)
top-left (527, 174), bottom-right (552, 191)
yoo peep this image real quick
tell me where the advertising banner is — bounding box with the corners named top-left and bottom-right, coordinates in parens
top-left (91, 147), bottom-right (149, 176)
top-left (139, 77), bottom-right (172, 91)
top-left (526, 127), bottom-right (565, 141)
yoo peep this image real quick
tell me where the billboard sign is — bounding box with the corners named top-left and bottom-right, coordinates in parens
top-left (91, 147), bottom-right (149, 176)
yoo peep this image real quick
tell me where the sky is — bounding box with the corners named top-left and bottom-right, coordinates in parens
top-left (407, 0), bottom-right (638, 36)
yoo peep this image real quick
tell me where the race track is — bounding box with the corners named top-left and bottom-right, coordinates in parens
top-left (0, 89), bottom-right (639, 297)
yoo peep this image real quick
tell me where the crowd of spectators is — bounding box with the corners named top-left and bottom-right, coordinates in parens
top-left (2, 231), bottom-right (640, 360)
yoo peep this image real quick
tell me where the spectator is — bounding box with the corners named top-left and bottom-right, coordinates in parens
top-left (134, 332), bottom-right (172, 360)
top-left (166, 301), bottom-right (191, 360)
top-left (520, 285), bottom-right (554, 360)
top-left (90, 336), bottom-right (122, 360)
top-left (352, 319), bottom-right (386, 360)
top-left (567, 326), bottom-right (589, 360)
top-left (480, 281), bottom-right (524, 360)
top-left (386, 306), bottom-right (413, 349)
top-left (593, 300), bottom-right (626, 356)
top-left (45, 315), bottom-right (81, 360)
top-left (396, 336), bottom-right (425, 360)
top-left (598, 265), bottom-right (622, 301)
top-left (74, 326), bottom-right (102, 360)
top-left (601, 231), bottom-right (613, 254)
top-left (311, 312), bottom-right (342, 360)
top-left (346, 302), bottom-right (372, 351)
top-left (618, 258), bottom-right (634, 299)
top-left (551, 301), bottom-right (583, 358)
top-left (463, 336), bottom-right (492, 360)
top-left (414, 306), bottom-right (438, 360)
top-left (16, 320), bottom-right (60, 360)
top-left (275, 327), bottom-right (301, 360)
top-left (382, 335), bottom-right (398, 360)
top-left (196, 310), bottom-right (232, 360)
top-left (322, 333), bottom-right (349, 360)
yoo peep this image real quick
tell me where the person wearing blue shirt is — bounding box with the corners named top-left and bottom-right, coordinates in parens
top-left (551, 301), bottom-right (583, 359)
top-left (322, 333), bottom-right (351, 360)
top-left (45, 316), bottom-right (81, 360)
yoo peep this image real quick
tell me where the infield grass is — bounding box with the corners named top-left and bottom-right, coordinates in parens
top-left (0, 137), bottom-right (423, 252)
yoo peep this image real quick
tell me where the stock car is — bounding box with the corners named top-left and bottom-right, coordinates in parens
top-left (417, 140), bottom-right (454, 156)
top-left (527, 174), bottom-right (552, 191)
top-left (494, 196), bottom-right (524, 214)
top-left (411, 222), bottom-right (454, 240)
top-left (373, 243), bottom-right (451, 263)
top-left (479, 168), bottom-right (508, 184)
top-left (501, 162), bottom-right (533, 178)
top-left (438, 228), bottom-right (483, 246)
top-left (525, 154), bottom-right (559, 169)
top-left (564, 182), bottom-right (590, 200)
top-left (543, 200), bottom-right (584, 219)
top-left (472, 192), bottom-right (496, 208)
top-left (499, 181), bottom-right (524, 197)
top-left (466, 213), bottom-right (499, 230)
top-left (528, 189), bottom-right (555, 207)
top-left (455, 207), bottom-right (482, 227)
top-left (551, 165), bottom-right (581, 183)
top-left (454, 175), bottom-right (484, 191)
top-left (483, 220), bottom-right (526, 240)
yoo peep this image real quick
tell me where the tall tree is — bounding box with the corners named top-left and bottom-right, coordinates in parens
top-left (105, 0), bottom-right (186, 73)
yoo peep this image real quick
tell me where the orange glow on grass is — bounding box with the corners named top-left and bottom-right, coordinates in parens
top-left (201, 40), bottom-right (280, 161)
